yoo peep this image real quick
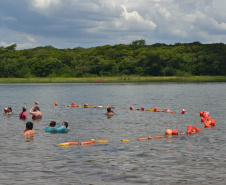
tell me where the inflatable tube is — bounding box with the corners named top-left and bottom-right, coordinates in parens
top-left (57, 142), bottom-right (79, 145)
top-left (155, 136), bottom-right (164, 139)
top-left (137, 138), bottom-right (147, 141)
top-left (80, 139), bottom-right (95, 145)
top-left (172, 129), bottom-right (178, 135)
top-left (121, 139), bottom-right (130, 141)
top-left (192, 126), bottom-right (201, 132)
top-left (186, 125), bottom-right (192, 134)
top-left (45, 125), bottom-right (67, 133)
top-left (96, 140), bottom-right (108, 143)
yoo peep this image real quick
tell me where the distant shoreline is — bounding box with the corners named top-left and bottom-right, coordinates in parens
top-left (0, 76), bottom-right (226, 83)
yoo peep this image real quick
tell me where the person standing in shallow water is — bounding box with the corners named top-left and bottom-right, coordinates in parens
top-left (29, 106), bottom-right (42, 120)
top-left (105, 108), bottom-right (115, 116)
top-left (19, 106), bottom-right (30, 119)
top-left (23, 122), bottom-right (36, 137)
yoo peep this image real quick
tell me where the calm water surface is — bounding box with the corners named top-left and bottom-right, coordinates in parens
top-left (0, 83), bottom-right (226, 185)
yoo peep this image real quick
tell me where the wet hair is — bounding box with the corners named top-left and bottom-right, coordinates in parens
top-left (8, 107), bottom-right (12, 112)
top-left (50, 121), bottom-right (56, 127)
top-left (63, 122), bottom-right (68, 128)
top-left (22, 106), bottom-right (27, 112)
top-left (34, 106), bottom-right (40, 111)
top-left (107, 108), bottom-right (111, 112)
top-left (26, 122), bottom-right (33, 130)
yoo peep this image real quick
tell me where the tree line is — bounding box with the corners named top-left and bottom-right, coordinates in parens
top-left (0, 40), bottom-right (225, 78)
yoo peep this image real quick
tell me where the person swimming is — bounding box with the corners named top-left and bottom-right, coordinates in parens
top-left (4, 107), bottom-right (12, 115)
top-left (29, 106), bottom-right (42, 120)
top-left (49, 121), bottom-right (56, 128)
top-left (45, 121), bottom-right (68, 133)
top-left (105, 108), bottom-right (115, 116)
top-left (23, 122), bottom-right (36, 137)
top-left (19, 106), bottom-right (30, 119)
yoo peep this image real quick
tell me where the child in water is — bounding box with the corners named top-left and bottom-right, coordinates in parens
top-left (23, 122), bottom-right (36, 137)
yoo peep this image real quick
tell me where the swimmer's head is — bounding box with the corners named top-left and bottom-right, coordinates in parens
top-left (34, 106), bottom-right (40, 111)
top-left (107, 108), bottom-right (111, 112)
top-left (26, 122), bottom-right (33, 130)
top-left (50, 121), bottom-right (56, 127)
top-left (62, 122), bottom-right (68, 128)
top-left (22, 106), bottom-right (27, 112)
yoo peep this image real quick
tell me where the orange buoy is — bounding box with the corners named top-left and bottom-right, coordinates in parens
top-left (35, 101), bottom-right (39, 105)
top-left (141, 106), bottom-right (144, 111)
top-left (12, 102), bottom-right (15, 104)
top-left (148, 136), bottom-right (152, 140)
top-left (165, 129), bottom-right (172, 135)
top-left (110, 107), bottom-right (115, 109)
top-left (130, 106), bottom-right (134, 110)
top-left (84, 103), bottom-right (88, 108)
top-left (204, 121), bottom-right (210, 128)
top-left (200, 111), bottom-right (204, 116)
top-left (192, 126), bottom-right (201, 132)
top-left (203, 114), bottom-right (208, 120)
top-left (98, 106), bottom-right (103, 109)
top-left (71, 102), bottom-right (76, 107)
top-left (186, 125), bottom-right (192, 134)
top-left (165, 109), bottom-right (171, 113)
top-left (172, 129), bottom-right (178, 135)
top-left (54, 102), bottom-right (59, 106)
top-left (201, 117), bottom-right (206, 123)
top-left (155, 136), bottom-right (164, 139)
top-left (210, 119), bottom-right (215, 126)
top-left (137, 138), bottom-right (147, 141)
top-left (181, 109), bottom-right (185, 114)
top-left (154, 107), bottom-right (159, 112)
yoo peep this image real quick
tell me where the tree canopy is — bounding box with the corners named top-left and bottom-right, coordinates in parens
top-left (0, 41), bottom-right (225, 78)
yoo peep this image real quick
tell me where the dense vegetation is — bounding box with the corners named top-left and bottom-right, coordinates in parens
top-left (0, 40), bottom-right (225, 78)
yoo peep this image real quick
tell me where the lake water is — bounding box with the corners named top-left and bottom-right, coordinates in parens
top-left (0, 82), bottom-right (226, 185)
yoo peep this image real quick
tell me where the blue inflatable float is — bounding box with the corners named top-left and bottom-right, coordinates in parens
top-left (45, 125), bottom-right (67, 133)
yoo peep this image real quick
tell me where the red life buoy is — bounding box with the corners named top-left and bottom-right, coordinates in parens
top-left (187, 125), bottom-right (192, 134)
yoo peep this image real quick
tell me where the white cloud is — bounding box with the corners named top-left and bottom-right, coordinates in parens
top-left (116, 6), bottom-right (156, 31)
top-left (1, 0), bottom-right (226, 49)
top-left (31, 0), bottom-right (60, 9)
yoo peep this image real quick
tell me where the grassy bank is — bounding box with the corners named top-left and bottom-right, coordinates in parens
top-left (0, 76), bottom-right (226, 83)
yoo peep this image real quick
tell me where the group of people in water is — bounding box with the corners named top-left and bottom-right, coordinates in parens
top-left (4, 105), bottom-right (68, 138)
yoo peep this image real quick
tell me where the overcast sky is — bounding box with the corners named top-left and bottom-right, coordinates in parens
top-left (0, 0), bottom-right (226, 49)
